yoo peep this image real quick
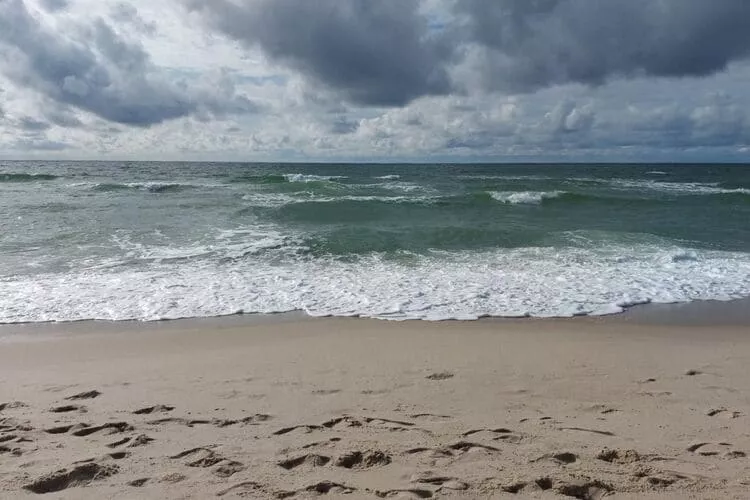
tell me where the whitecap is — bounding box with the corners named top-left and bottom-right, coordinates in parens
top-left (489, 191), bottom-right (564, 204)
top-left (283, 173), bottom-right (347, 183)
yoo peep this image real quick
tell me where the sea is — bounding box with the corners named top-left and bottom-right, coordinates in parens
top-left (1, 161), bottom-right (749, 323)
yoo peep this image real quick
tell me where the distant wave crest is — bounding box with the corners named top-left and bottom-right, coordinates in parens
top-left (489, 190), bottom-right (565, 204)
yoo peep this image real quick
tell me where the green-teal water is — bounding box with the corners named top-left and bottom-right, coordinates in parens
top-left (1, 161), bottom-right (749, 322)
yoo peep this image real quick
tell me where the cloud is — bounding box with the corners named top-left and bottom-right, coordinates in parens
top-left (109, 2), bottom-right (157, 35)
top-left (186, 0), bottom-right (750, 108)
top-left (38, 0), bottom-right (67, 12)
top-left (11, 137), bottom-right (70, 150)
top-left (0, 0), bottom-right (257, 127)
top-left (186, 0), bottom-right (451, 106)
top-left (18, 116), bottom-right (51, 131)
top-left (456, 0), bottom-right (750, 92)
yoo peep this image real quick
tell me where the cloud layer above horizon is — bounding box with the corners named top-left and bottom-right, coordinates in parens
top-left (1, 0), bottom-right (749, 161)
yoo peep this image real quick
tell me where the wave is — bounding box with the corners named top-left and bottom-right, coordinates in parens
top-left (608, 179), bottom-right (750, 196)
top-left (239, 189), bottom-right (629, 210)
top-left (646, 171), bottom-right (668, 175)
top-left (227, 173), bottom-right (347, 185)
top-left (488, 191), bottom-right (564, 204)
top-left (3, 244), bottom-right (750, 323)
top-left (377, 181), bottom-right (430, 193)
top-left (283, 173), bottom-right (347, 183)
top-left (374, 174), bottom-right (401, 180)
top-left (0, 173), bottom-right (58, 182)
top-left (80, 182), bottom-right (195, 193)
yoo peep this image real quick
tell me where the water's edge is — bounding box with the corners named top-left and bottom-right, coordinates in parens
top-left (2, 297), bottom-right (749, 339)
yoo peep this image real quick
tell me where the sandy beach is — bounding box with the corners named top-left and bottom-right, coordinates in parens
top-left (1, 314), bottom-right (749, 499)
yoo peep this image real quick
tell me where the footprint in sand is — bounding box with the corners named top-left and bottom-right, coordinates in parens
top-left (50, 404), bottom-right (86, 414)
top-left (278, 453), bottom-right (331, 470)
top-left (376, 488), bottom-right (433, 498)
top-left (65, 390), bottom-right (102, 401)
top-left (425, 372), bottom-right (454, 381)
top-left (1, 417), bottom-right (33, 432)
top-left (335, 450), bottom-right (392, 469)
top-left (463, 427), bottom-right (525, 443)
top-left (73, 422), bottom-right (133, 437)
top-left (411, 473), bottom-right (469, 491)
top-left (559, 426), bottom-right (615, 437)
top-left (132, 405), bottom-right (175, 415)
top-left (0, 401), bottom-right (28, 412)
top-left (706, 407), bottom-right (742, 418)
top-left (106, 434), bottom-right (154, 448)
top-left (170, 446), bottom-right (246, 476)
top-left (687, 442), bottom-right (745, 458)
top-left (532, 452), bottom-right (578, 465)
top-left (312, 389), bottom-right (342, 396)
top-left (217, 482), bottom-right (264, 497)
top-left (170, 447), bottom-right (225, 468)
top-left (502, 478), bottom-right (611, 498)
top-left (409, 413), bottom-right (452, 421)
top-left (46, 422), bottom-right (133, 437)
top-left (273, 415), bottom-right (419, 436)
top-left (405, 441), bottom-right (499, 463)
top-left (214, 461), bottom-right (245, 478)
top-left (597, 448), bottom-right (642, 464)
top-left (0, 444), bottom-right (22, 456)
top-left (23, 462), bottom-right (119, 494)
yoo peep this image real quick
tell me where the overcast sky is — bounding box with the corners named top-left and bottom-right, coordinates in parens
top-left (1, 0), bottom-right (749, 162)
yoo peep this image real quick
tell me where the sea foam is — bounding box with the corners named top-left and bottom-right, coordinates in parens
top-left (489, 191), bottom-right (564, 204)
top-left (2, 243), bottom-right (749, 323)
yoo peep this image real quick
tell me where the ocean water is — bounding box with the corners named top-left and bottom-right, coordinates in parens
top-left (1, 161), bottom-right (750, 323)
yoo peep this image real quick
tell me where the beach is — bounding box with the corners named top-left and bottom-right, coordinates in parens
top-left (1, 312), bottom-right (749, 499)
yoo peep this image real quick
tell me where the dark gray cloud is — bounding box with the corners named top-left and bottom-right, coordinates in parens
top-left (0, 0), bottom-right (256, 127)
top-left (187, 0), bottom-right (750, 106)
top-left (456, 0), bottom-right (750, 92)
top-left (186, 0), bottom-right (451, 106)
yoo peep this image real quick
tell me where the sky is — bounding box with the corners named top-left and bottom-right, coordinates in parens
top-left (1, 0), bottom-right (749, 162)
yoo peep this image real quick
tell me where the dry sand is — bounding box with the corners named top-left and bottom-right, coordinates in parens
top-left (1, 315), bottom-right (749, 499)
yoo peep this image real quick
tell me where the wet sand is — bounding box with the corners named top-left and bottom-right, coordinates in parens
top-left (1, 313), bottom-right (749, 499)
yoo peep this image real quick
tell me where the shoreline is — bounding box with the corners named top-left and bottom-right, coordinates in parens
top-left (2, 296), bottom-right (750, 338)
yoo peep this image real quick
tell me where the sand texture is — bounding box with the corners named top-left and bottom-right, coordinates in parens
top-left (1, 317), bottom-right (749, 499)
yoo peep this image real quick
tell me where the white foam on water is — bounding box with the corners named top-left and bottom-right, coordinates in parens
top-left (374, 175), bottom-right (401, 180)
top-left (608, 179), bottom-right (750, 196)
top-left (240, 192), bottom-right (311, 207)
top-left (240, 192), bottom-right (439, 207)
top-left (283, 174), bottom-right (347, 183)
top-left (489, 191), bottom-right (564, 204)
top-left (67, 181), bottom-right (224, 192)
top-left (376, 181), bottom-right (434, 193)
top-left (108, 226), bottom-right (303, 263)
top-left (2, 243), bottom-right (749, 323)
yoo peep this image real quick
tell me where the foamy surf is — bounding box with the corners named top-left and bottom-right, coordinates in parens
top-left (489, 191), bottom-right (564, 204)
top-left (2, 243), bottom-right (749, 323)
top-left (1, 161), bottom-right (749, 324)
